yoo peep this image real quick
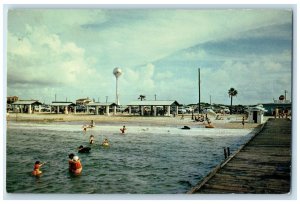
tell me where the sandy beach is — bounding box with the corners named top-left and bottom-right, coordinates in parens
top-left (6, 113), bottom-right (263, 129)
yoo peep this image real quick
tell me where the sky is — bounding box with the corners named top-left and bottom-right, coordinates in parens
top-left (6, 8), bottom-right (293, 106)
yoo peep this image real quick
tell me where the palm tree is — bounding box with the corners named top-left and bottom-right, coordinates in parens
top-left (228, 88), bottom-right (238, 115)
top-left (138, 95), bottom-right (146, 101)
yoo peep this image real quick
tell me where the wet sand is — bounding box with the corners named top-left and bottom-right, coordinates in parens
top-left (6, 113), bottom-right (262, 129)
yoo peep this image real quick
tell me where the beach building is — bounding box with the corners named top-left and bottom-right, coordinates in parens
top-left (50, 101), bottom-right (76, 114)
top-left (127, 100), bottom-right (180, 116)
top-left (261, 99), bottom-right (292, 116)
top-left (247, 104), bottom-right (267, 124)
top-left (86, 102), bottom-right (117, 115)
top-left (12, 100), bottom-right (42, 114)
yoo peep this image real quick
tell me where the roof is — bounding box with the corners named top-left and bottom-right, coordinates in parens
top-left (50, 102), bottom-right (75, 106)
top-left (127, 100), bottom-right (180, 106)
top-left (12, 100), bottom-right (42, 105)
top-left (86, 102), bottom-right (117, 106)
top-left (247, 105), bottom-right (267, 112)
top-left (76, 98), bottom-right (91, 101)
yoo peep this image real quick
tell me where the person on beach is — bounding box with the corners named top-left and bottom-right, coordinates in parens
top-left (32, 161), bottom-right (46, 176)
top-left (68, 155), bottom-right (82, 175)
top-left (89, 135), bottom-right (95, 144)
top-left (181, 113), bottom-right (184, 120)
top-left (242, 117), bottom-right (245, 128)
top-left (120, 125), bottom-right (126, 134)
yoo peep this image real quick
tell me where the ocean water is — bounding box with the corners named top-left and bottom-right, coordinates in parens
top-left (6, 121), bottom-right (255, 194)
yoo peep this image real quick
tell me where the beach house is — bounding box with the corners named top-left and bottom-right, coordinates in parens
top-left (127, 100), bottom-right (180, 116)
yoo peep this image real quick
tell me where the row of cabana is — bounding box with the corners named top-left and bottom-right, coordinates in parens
top-left (10, 100), bottom-right (181, 116)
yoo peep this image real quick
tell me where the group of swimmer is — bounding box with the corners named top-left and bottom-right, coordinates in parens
top-left (32, 121), bottom-right (127, 177)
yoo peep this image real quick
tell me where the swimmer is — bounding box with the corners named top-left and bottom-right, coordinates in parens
top-left (120, 125), bottom-right (126, 134)
top-left (32, 161), bottom-right (46, 176)
top-left (102, 138), bottom-right (110, 147)
top-left (89, 135), bottom-right (95, 144)
top-left (78, 145), bottom-right (91, 153)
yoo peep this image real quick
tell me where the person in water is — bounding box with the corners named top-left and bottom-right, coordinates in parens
top-left (89, 135), bottom-right (95, 144)
top-left (102, 138), bottom-right (110, 146)
top-left (89, 120), bottom-right (95, 128)
top-left (120, 125), bottom-right (126, 134)
top-left (78, 145), bottom-right (91, 153)
top-left (32, 160), bottom-right (46, 176)
top-left (68, 155), bottom-right (82, 175)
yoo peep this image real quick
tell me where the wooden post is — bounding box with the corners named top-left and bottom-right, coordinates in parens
top-left (227, 147), bottom-right (230, 157)
top-left (224, 148), bottom-right (227, 159)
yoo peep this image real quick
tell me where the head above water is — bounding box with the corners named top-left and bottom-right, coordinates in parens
top-left (69, 153), bottom-right (75, 159)
top-left (79, 145), bottom-right (83, 148)
top-left (35, 161), bottom-right (40, 164)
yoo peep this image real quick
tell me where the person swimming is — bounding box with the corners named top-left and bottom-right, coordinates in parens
top-left (32, 160), bottom-right (46, 176)
top-left (101, 138), bottom-right (110, 147)
top-left (89, 135), bottom-right (95, 144)
top-left (78, 145), bottom-right (91, 153)
top-left (120, 125), bottom-right (126, 134)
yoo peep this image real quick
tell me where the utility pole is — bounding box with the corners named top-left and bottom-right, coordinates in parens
top-left (106, 96), bottom-right (108, 103)
top-left (284, 90), bottom-right (288, 101)
top-left (198, 68), bottom-right (201, 114)
top-left (155, 94), bottom-right (157, 101)
top-left (55, 94), bottom-right (56, 102)
top-left (210, 95), bottom-right (211, 105)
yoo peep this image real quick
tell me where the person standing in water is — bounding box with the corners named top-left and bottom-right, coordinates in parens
top-left (120, 125), bottom-right (126, 134)
top-left (32, 161), bottom-right (46, 176)
top-left (89, 135), bottom-right (95, 144)
top-left (68, 154), bottom-right (82, 175)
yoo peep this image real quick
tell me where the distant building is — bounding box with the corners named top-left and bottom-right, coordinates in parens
top-left (76, 97), bottom-right (92, 105)
top-left (12, 100), bottom-right (42, 114)
top-left (127, 100), bottom-right (180, 116)
top-left (262, 99), bottom-right (292, 116)
top-left (7, 96), bottom-right (19, 104)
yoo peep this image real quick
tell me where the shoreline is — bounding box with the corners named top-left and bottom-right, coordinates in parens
top-left (6, 113), bottom-right (262, 129)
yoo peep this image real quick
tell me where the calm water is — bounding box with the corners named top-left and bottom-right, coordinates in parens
top-left (6, 121), bottom-right (255, 194)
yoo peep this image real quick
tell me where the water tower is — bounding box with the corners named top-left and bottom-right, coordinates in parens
top-left (113, 67), bottom-right (122, 105)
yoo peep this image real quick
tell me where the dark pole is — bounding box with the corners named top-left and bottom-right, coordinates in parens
top-left (284, 90), bottom-right (287, 101)
top-left (198, 68), bottom-right (201, 114)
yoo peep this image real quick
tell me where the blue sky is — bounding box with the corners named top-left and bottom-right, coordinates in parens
top-left (6, 8), bottom-right (293, 105)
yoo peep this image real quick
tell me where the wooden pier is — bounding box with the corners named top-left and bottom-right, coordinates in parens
top-left (189, 118), bottom-right (291, 194)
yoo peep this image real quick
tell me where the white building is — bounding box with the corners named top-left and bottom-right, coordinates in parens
top-left (247, 104), bottom-right (267, 124)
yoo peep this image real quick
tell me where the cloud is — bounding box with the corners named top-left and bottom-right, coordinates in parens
top-left (6, 9), bottom-right (292, 105)
top-left (7, 24), bottom-right (107, 101)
